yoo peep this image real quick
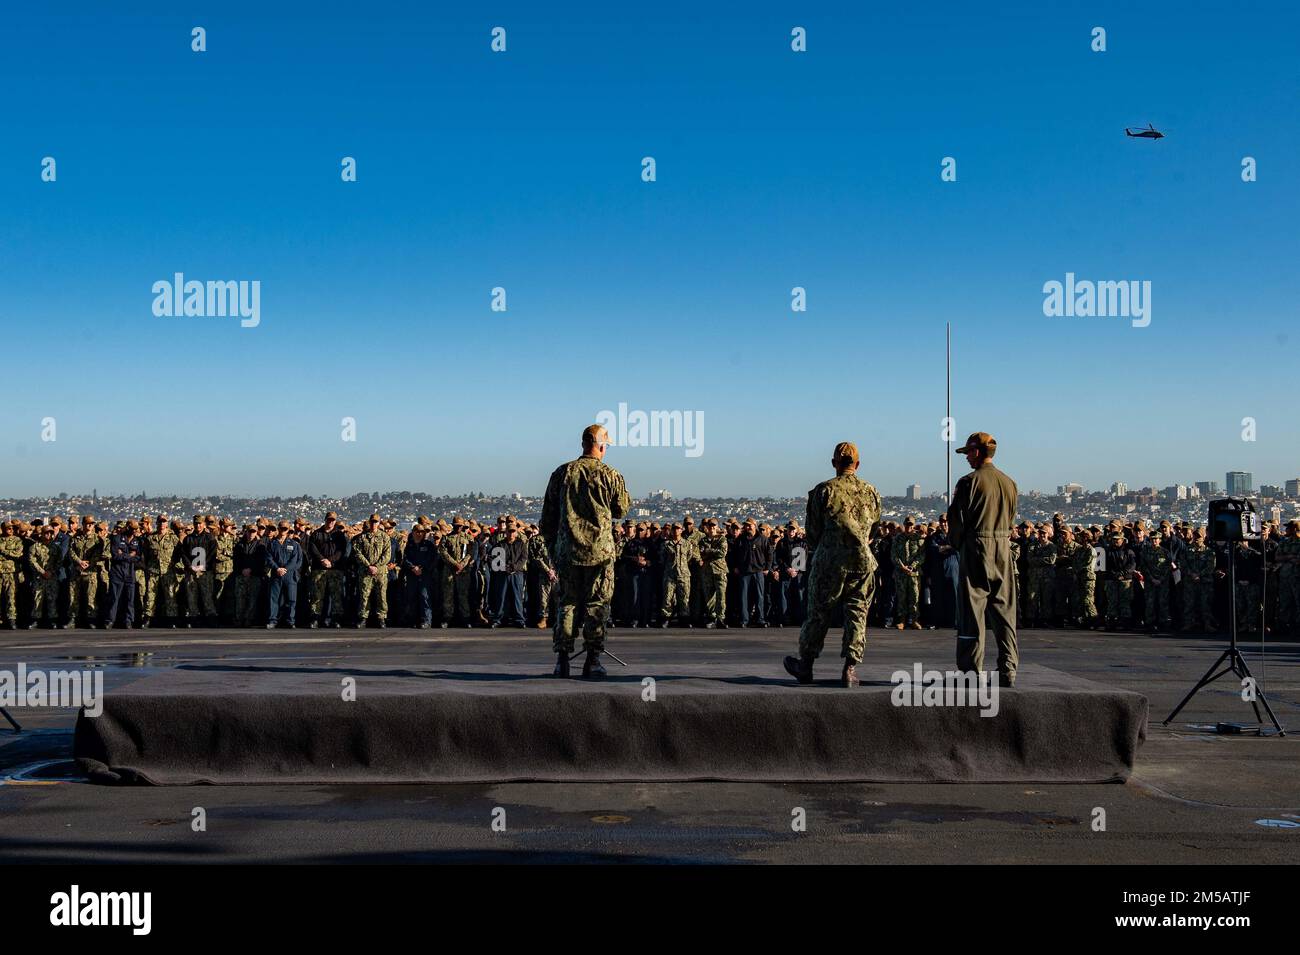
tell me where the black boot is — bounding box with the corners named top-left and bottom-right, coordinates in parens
top-left (783, 653), bottom-right (814, 685)
top-left (581, 651), bottom-right (607, 679)
top-left (841, 661), bottom-right (859, 688)
top-left (553, 650), bottom-right (570, 678)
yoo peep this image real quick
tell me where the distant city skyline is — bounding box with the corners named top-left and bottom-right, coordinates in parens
top-left (6, 467), bottom-right (1298, 504)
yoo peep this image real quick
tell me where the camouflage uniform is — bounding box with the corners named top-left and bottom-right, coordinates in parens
top-left (1179, 541), bottom-right (1217, 632)
top-left (682, 525), bottom-right (704, 625)
top-left (214, 533), bottom-right (236, 619)
top-left (144, 530), bottom-right (180, 619)
top-left (27, 539), bottom-right (59, 624)
top-left (310, 568), bottom-right (345, 621)
top-left (438, 530), bottom-right (475, 623)
top-left (66, 532), bottom-right (105, 626)
top-left (1139, 541), bottom-right (1174, 629)
top-left (797, 472), bottom-right (882, 665)
top-left (659, 536), bottom-right (695, 624)
top-left (1008, 538), bottom-right (1021, 625)
top-left (1233, 544), bottom-right (1264, 633)
top-left (352, 530), bottom-right (391, 623)
top-left (97, 535), bottom-right (111, 604)
top-left (539, 454), bottom-right (631, 655)
top-left (1073, 538), bottom-right (1098, 623)
top-left (526, 533), bottom-right (555, 625)
top-left (0, 534), bottom-right (23, 623)
top-left (1275, 535), bottom-right (1300, 634)
top-left (890, 530), bottom-right (924, 627)
top-left (696, 533), bottom-right (729, 624)
top-left (177, 530), bottom-right (217, 617)
top-left (1053, 540), bottom-right (1084, 624)
top-left (1026, 538), bottom-right (1057, 624)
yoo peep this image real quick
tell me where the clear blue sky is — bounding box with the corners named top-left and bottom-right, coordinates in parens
top-left (2, 1), bottom-right (1296, 499)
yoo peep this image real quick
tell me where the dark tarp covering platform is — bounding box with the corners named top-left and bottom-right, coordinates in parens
top-left (73, 660), bottom-right (1146, 785)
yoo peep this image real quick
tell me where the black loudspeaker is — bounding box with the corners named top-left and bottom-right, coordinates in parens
top-left (1207, 498), bottom-right (1260, 542)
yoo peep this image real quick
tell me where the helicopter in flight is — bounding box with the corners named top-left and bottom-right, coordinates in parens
top-left (1125, 123), bottom-right (1165, 139)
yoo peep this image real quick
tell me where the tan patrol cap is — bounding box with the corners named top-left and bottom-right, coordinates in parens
top-left (955, 432), bottom-right (996, 455)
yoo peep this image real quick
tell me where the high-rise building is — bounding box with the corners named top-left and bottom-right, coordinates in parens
top-left (905, 484), bottom-right (922, 501)
top-left (1261, 485), bottom-right (1283, 499)
top-left (1286, 479), bottom-right (1300, 498)
top-left (1226, 471), bottom-right (1253, 496)
top-left (1058, 482), bottom-right (1084, 496)
top-left (1163, 485), bottom-right (1187, 501)
top-left (1111, 482), bottom-right (1127, 496)
top-left (1195, 481), bottom-right (1219, 497)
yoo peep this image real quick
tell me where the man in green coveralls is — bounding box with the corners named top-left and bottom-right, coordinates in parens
top-left (947, 432), bottom-right (1020, 687)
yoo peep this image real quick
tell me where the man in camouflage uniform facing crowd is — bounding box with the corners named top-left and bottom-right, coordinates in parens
top-left (540, 423), bottom-right (631, 678)
top-left (784, 441), bottom-right (881, 688)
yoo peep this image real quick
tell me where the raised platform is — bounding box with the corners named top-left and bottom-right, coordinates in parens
top-left (73, 655), bottom-right (1147, 785)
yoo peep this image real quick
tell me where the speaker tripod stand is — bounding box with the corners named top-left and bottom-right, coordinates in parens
top-left (1162, 545), bottom-right (1285, 735)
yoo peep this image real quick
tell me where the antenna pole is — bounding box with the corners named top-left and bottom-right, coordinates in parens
top-left (946, 322), bottom-right (952, 504)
